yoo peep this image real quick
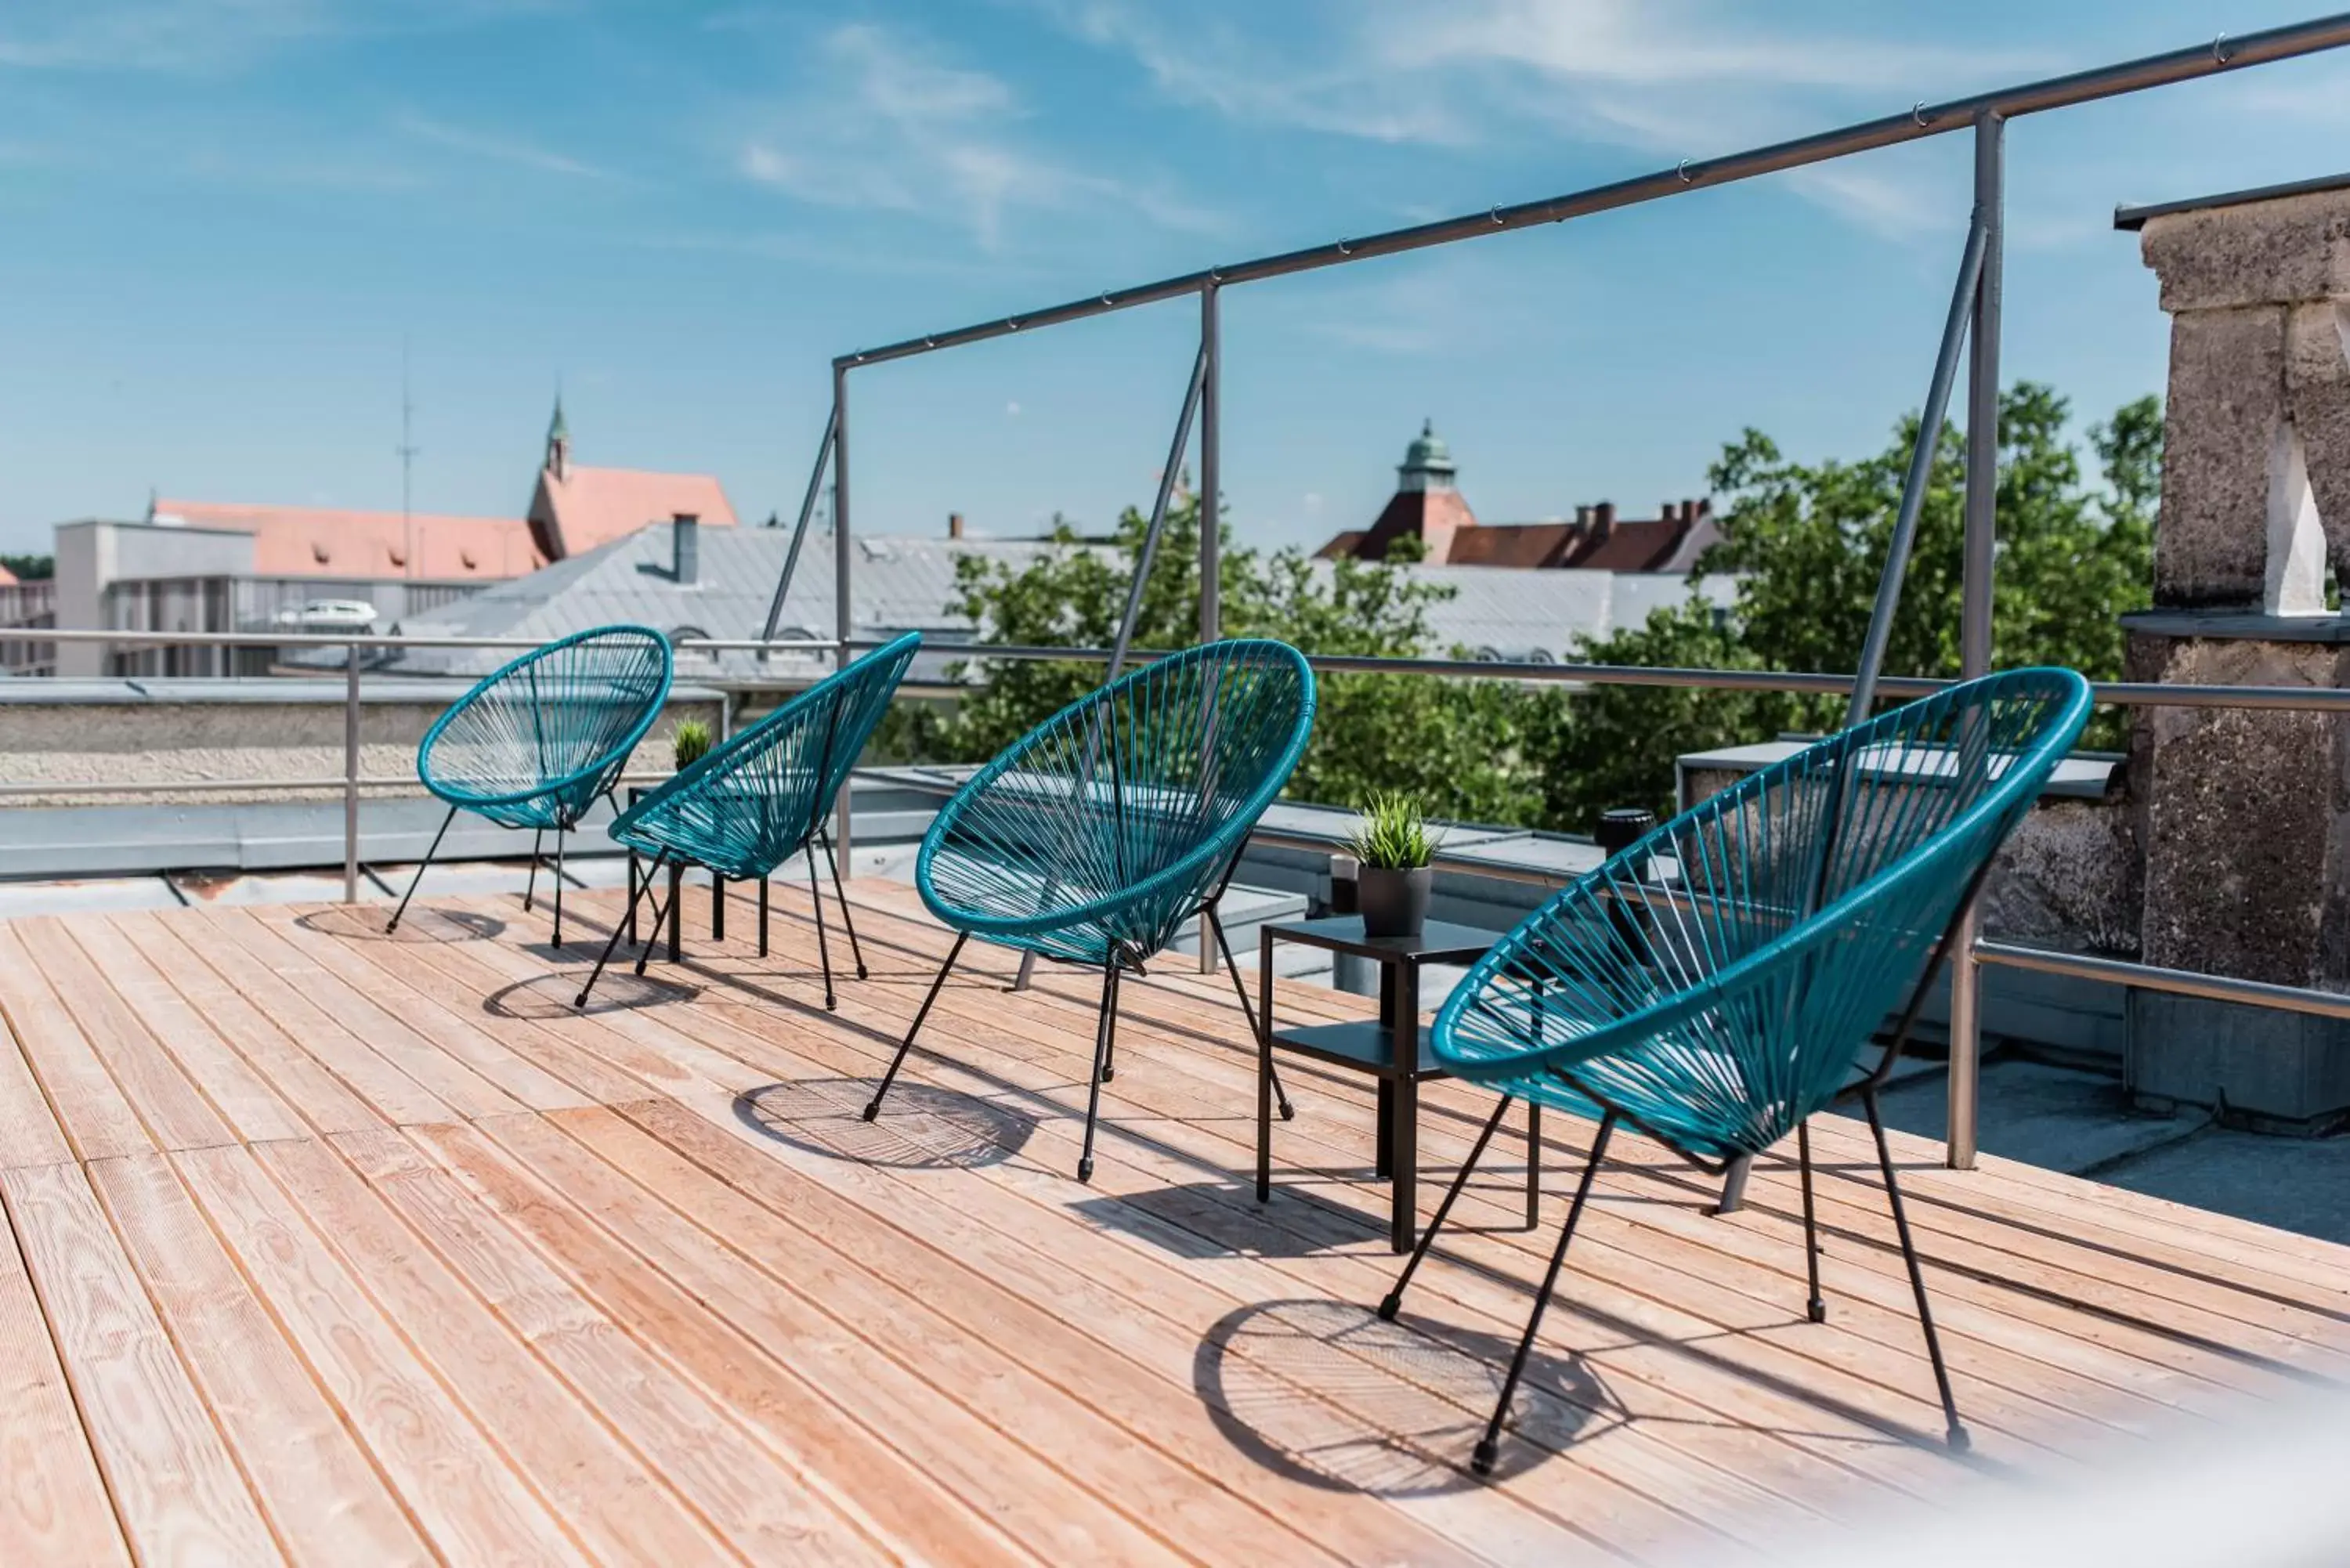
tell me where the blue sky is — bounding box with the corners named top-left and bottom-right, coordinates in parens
top-left (2, 2), bottom-right (2346, 558)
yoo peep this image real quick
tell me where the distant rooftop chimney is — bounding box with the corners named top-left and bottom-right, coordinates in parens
top-left (672, 513), bottom-right (699, 584)
top-left (1593, 500), bottom-right (1616, 536)
top-left (948, 511), bottom-right (965, 540)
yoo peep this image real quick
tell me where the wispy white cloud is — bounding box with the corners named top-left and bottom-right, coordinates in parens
top-left (1390, 0), bottom-right (2034, 92)
top-left (1292, 251), bottom-right (1555, 358)
top-left (396, 112), bottom-right (608, 181)
top-left (1035, 0), bottom-right (2050, 238)
top-left (733, 23), bottom-right (1223, 251)
top-left (2227, 63), bottom-right (2350, 128)
top-left (1784, 164), bottom-right (1957, 242)
top-left (0, 0), bottom-right (566, 74)
top-left (0, 0), bottom-right (333, 71)
top-left (1036, 1), bottom-right (1467, 145)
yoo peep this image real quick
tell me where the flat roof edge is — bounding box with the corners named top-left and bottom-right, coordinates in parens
top-left (2114, 168), bottom-right (2350, 229)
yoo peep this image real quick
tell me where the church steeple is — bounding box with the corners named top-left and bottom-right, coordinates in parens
top-left (545, 396), bottom-right (571, 481)
top-left (1397, 419), bottom-right (1457, 492)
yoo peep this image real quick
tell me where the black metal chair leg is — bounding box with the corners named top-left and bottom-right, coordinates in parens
top-left (1862, 1086), bottom-right (1969, 1451)
top-left (1206, 907), bottom-right (1292, 1120)
top-left (1076, 962), bottom-right (1122, 1183)
top-left (385, 805), bottom-right (457, 933)
top-left (551, 828), bottom-right (566, 948)
top-left (667, 861), bottom-right (682, 962)
top-left (805, 844), bottom-right (837, 1010)
top-left (711, 871), bottom-right (725, 942)
top-left (634, 862), bottom-right (684, 976)
top-left (759, 876), bottom-right (770, 958)
top-left (1798, 1119), bottom-right (1828, 1324)
top-left (524, 828), bottom-right (544, 913)
top-left (1379, 1094), bottom-right (1513, 1321)
top-left (578, 851), bottom-right (661, 1007)
top-left (819, 828), bottom-right (867, 980)
top-left (865, 932), bottom-right (968, 1120)
top-left (1473, 1110), bottom-right (1617, 1477)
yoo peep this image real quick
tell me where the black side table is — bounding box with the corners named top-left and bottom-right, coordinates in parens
top-left (620, 787), bottom-right (750, 964)
top-left (1256, 916), bottom-right (1540, 1252)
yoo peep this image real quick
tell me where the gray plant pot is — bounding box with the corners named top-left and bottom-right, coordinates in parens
top-left (1358, 865), bottom-right (1433, 939)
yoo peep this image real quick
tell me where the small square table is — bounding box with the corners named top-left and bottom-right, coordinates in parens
top-left (1256, 915), bottom-right (1541, 1252)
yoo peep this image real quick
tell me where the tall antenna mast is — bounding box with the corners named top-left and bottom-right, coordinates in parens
top-left (396, 342), bottom-right (420, 580)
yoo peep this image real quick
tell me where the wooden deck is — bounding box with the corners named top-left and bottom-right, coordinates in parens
top-left (2, 880), bottom-right (2348, 1566)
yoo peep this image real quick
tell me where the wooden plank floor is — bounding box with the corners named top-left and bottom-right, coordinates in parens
top-left (3, 880), bottom-right (2348, 1565)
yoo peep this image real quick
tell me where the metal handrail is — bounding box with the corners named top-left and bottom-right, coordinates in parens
top-left (855, 638), bottom-right (2350, 714)
top-left (16, 622), bottom-right (2350, 1145)
top-left (877, 765), bottom-right (2350, 1030)
top-left (33, 628), bottom-right (838, 652)
top-left (833, 16), bottom-right (2350, 368)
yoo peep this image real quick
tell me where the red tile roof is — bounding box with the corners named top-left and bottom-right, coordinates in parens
top-left (1318, 499), bottom-right (1721, 573)
top-left (154, 500), bottom-right (546, 580)
top-left (529, 465), bottom-right (737, 560)
top-left (1444, 522), bottom-right (1578, 569)
top-left (0, 562), bottom-right (16, 587)
top-left (1335, 486), bottom-right (1480, 563)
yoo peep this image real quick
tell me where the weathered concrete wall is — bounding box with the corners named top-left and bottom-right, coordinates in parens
top-left (2126, 182), bottom-right (2350, 1128)
top-left (0, 681), bottom-right (721, 807)
top-left (2138, 190), bottom-right (2350, 609)
top-left (1679, 758), bottom-right (2139, 957)
top-left (2125, 634), bottom-right (2349, 986)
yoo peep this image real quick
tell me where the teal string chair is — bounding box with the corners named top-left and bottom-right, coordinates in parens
top-left (865, 638), bottom-right (1317, 1182)
top-left (387, 626), bottom-right (674, 947)
top-left (1372, 668), bottom-right (2092, 1473)
top-left (577, 632), bottom-right (923, 1010)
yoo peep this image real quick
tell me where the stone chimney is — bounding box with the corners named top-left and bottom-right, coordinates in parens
top-left (948, 511), bottom-right (965, 540)
top-left (672, 513), bottom-right (699, 585)
top-left (1592, 500), bottom-right (1616, 537)
top-left (2121, 175), bottom-right (2350, 1127)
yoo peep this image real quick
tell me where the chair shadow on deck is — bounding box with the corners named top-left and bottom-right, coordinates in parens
top-left (735, 1078), bottom-right (1036, 1171)
top-left (1196, 1299), bottom-right (1612, 1492)
top-left (297, 905), bottom-right (504, 943)
top-left (483, 970), bottom-right (696, 1019)
top-left (1074, 1179), bottom-right (1420, 1260)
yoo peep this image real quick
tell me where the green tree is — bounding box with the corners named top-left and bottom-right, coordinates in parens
top-left (878, 497), bottom-right (1540, 825)
top-left (1529, 385), bottom-right (2160, 826)
top-left (877, 381), bottom-right (2157, 836)
top-left (0, 553), bottom-right (52, 580)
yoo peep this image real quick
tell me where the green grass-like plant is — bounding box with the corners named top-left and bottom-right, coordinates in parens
top-left (671, 717), bottom-right (714, 771)
top-left (1346, 790), bottom-right (1438, 870)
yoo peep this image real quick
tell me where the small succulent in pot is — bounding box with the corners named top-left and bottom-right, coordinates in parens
top-left (1346, 791), bottom-right (1439, 938)
top-left (671, 717), bottom-right (714, 771)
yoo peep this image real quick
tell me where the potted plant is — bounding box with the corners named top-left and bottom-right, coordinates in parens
top-left (1347, 790), bottom-right (1438, 939)
top-left (671, 717), bottom-right (714, 771)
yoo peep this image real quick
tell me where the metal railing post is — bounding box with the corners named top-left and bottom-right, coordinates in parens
top-left (1846, 211), bottom-right (1987, 723)
top-left (1014, 330), bottom-right (1209, 994)
top-left (1948, 110), bottom-right (2005, 1171)
top-left (1199, 281), bottom-right (1221, 647)
top-left (1199, 281), bottom-right (1222, 975)
top-left (343, 641), bottom-right (360, 904)
top-left (1108, 339), bottom-right (1208, 677)
top-left (762, 403), bottom-right (838, 649)
top-left (832, 363), bottom-right (855, 873)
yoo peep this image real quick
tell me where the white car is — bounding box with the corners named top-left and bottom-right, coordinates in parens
top-left (273, 599), bottom-right (378, 631)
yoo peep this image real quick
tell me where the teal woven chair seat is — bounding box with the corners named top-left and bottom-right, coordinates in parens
top-left (1372, 668), bottom-right (2093, 1474)
top-left (868, 638), bottom-right (1318, 1181)
top-left (578, 632), bottom-right (922, 1010)
top-left (388, 625), bottom-right (674, 947)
